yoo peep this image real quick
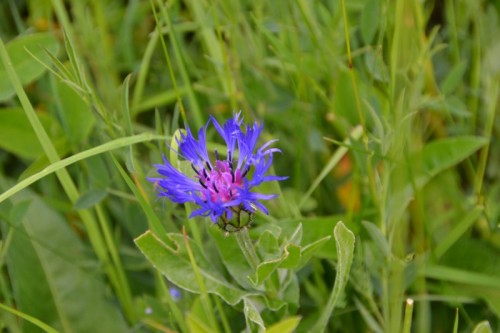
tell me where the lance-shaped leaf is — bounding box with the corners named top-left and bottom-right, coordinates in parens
top-left (135, 230), bottom-right (257, 305)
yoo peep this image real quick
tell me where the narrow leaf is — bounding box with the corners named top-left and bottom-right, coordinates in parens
top-left (74, 189), bottom-right (107, 210)
top-left (472, 321), bottom-right (492, 333)
top-left (266, 316), bottom-right (301, 333)
top-left (311, 222), bottom-right (355, 332)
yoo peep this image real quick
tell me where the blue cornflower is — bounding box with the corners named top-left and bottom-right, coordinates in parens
top-left (149, 112), bottom-right (287, 231)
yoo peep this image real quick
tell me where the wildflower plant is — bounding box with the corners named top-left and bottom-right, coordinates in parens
top-left (149, 112), bottom-right (287, 232)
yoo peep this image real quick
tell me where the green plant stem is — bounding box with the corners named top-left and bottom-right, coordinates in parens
top-left (214, 296), bottom-right (232, 333)
top-left (155, 271), bottom-right (187, 333)
top-left (453, 308), bottom-right (459, 333)
top-left (95, 204), bottom-right (134, 321)
top-left (131, 29), bottom-right (159, 110)
top-left (150, 0), bottom-right (187, 125)
top-left (299, 125), bottom-right (363, 209)
top-left (234, 228), bottom-right (259, 270)
top-left (0, 302), bottom-right (60, 333)
top-left (234, 227), bottom-right (279, 300)
top-left (474, 77), bottom-right (499, 196)
top-left (153, 0), bottom-right (203, 128)
top-left (182, 227), bottom-right (221, 333)
top-left (402, 298), bottom-right (414, 333)
top-left (340, 0), bottom-right (380, 221)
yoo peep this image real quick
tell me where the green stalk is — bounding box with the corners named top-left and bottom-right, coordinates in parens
top-left (402, 298), bottom-right (414, 333)
top-left (234, 228), bottom-right (259, 270)
top-left (150, 0), bottom-right (187, 125)
top-left (182, 227), bottom-right (221, 333)
top-left (235, 227), bottom-right (279, 299)
top-left (155, 271), bottom-right (188, 333)
top-left (131, 30), bottom-right (159, 111)
top-left (0, 302), bottom-right (59, 333)
top-left (452, 308), bottom-right (459, 333)
top-left (184, 0), bottom-right (231, 95)
top-left (154, 0), bottom-right (204, 128)
top-left (95, 204), bottom-right (135, 321)
top-left (299, 126), bottom-right (363, 209)
top-left (340, 0), bottom-right (379, 222)
top-left (474, 78), bottom-right (499, 196)
top-left (214, 296), bottom-right (231, 333)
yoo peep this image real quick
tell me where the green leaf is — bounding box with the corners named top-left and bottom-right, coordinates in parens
top-left (362, 221), bottom-right (391, 258)
top-left (74, 189), bottom-right (108, 210)
top-left (271, 215), bottom-right (353, 260)
top-left (186, 312), bottom-right (214, 333)
top-left (424, 266), bottom-right (500, 289)
top-left (415, 136), bottom-right (487, 183)
top-left (472, 321), bottom-right (492, 333)
top-left (187, 297), bottom-right (217, 333)
top-left (0, 303), bottom-right (59, 333)
top-left (112, 156), bottom-right (168, 242)
top-left (0, 32), bottom-right (60, 101)
top-left (390, 136), bottom-right (488, 220)
top-left (441, 61), bottom-right (467, 95)
top-left (434, 207), bottom-right (483, 259)
top-left (54, 78), bottom-right (95, 146)
top-left (453, 308), bottom-right (459, 333)
top-left (450, 285), bottom-right (500, 318)
top-left (9, 199), bottom-right (32, 226)
top-left (311, 222), bottom-right (355, 333)
top-left (208, 227), bottom-right (253, 289)
top-left (0, 108), bottom-right (63, 159)
top-left (135, 230), bottom-right (255, 305)
top-left (248, 224), bottom-right (328, 286)
top-left (243, 297), bottom-right (266, 332)
top-left (266, 316), bottom-right (301, 333)
top-left (0, 178), bottom-right (129, 333)
top-left (360, 0), bottom-right (380, 45)
top-left (0, 133), bottom-right (166, 204)
top-left (250, 243), bottom-right (301, 286)
top-left (295, 235), bottom-right (331, 269)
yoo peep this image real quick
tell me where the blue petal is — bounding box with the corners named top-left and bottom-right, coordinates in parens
top-left (177, 124), bottom-right (212, 169)
top-left (149, 155), bottom-right (201, 203)
top-left (210, 113), bottom-right (242, 159)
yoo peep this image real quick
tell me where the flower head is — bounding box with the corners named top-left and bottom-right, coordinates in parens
top-left (149, 112), bottom-right (286, 231)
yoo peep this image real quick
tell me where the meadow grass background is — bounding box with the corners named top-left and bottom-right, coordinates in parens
top-left (0, 0), bottom-right (499, 332)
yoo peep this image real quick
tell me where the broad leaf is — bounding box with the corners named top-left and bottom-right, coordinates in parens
top-left (74, 189), bottom-right (108, 210)
top-left (389, 136), bottom-right (488, 220)
top-left (0, 32), bottom-right (60, 101)
top-left (208, 227), bottom-right (254, 289)
top-left (0, 178), bottom-right (129, 333)
top-left (0, 108), bottom-right (63, 159)
top-left (135, 230), bottom-right (257, 305)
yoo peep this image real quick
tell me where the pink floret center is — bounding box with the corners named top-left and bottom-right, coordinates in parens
top-left (198, 160), bottom-right (243, 203)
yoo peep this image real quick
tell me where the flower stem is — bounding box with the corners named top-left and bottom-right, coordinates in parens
top-left (235, 227), bottom-right (282, 301)
top-left (235, 228), bottom-right (259, 270)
